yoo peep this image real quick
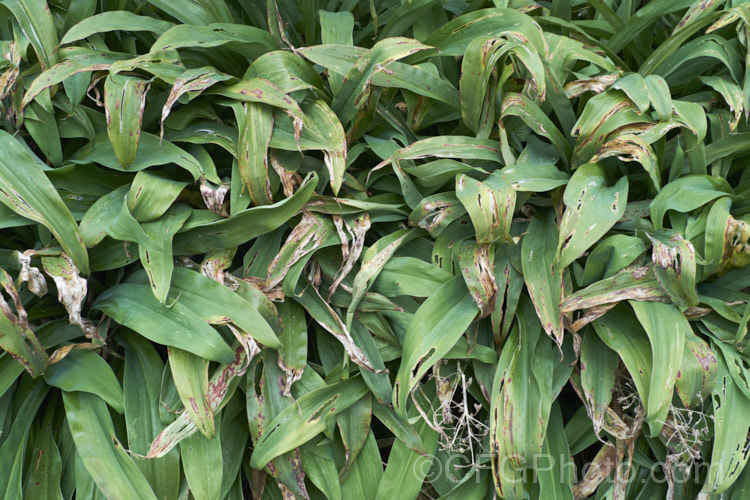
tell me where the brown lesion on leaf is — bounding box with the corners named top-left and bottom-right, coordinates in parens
top-left (199, 178), bottom-right (230, 217)
top-left (564, 73), bottom-right (619, 99)
top-left (561, 265), bottom-right (669, 313)
top-left (715, 215), bottom-right (750, 276)
top-left (329, 213), bottom-right (371, 298)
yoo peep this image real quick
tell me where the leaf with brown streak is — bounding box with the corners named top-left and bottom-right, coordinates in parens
top-left (649, 230), bottom-right (699, 307)
top-left (329, 213), bottom-right (370, 298)
top-left (104, 74), bottom-right (149, 167)
top-left (0, 268), bottom-right (48, 376)
top-left (455, 171), bottom-right (515, 245)
top-left (573, 444), bottom-right (619, 500)
top-left (160, 67), bottom-right (230, 138)
top-left (564, 73), bottom-right (619, 98)
top-left (591, 134), bottom-right (660, 190)
top-left (13, 250), bottom-right (47, 297)
top-left (41, 253), bottom-right (100, 340)
top-left (522, 211), bottom-right (565, 345)
top-left (294, 282), bottom-right (383, 374)
top-left (408, 193), bottom-right (466, 237)
top-left (265, 212), bottom-right (331, 291)
top-left (561, 265), bottom-right (669, 313)
top-left (147, 346), bottom-right (253, 458)
top-left (458, 241), bottom-right (497, 317)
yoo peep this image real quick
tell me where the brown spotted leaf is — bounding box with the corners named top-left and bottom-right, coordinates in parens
top-left (522, 210), bottom-right (564, 345)
top-left (561, 265), bottom-right (668, 313)
top-left (0, 268), bottom-right (48, 377)
top-left (649, 229), bottom-right (699, 307)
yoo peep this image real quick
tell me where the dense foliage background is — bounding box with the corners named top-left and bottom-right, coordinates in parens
top-left (3, 0), bottom-right (750, 498)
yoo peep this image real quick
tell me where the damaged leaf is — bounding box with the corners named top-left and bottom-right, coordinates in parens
top-left (41, 253), bottom-right (98, 339)
top-left (456, 171), bottom-right (515, 245)
top-left (0, 268), bottom-right (48, 376)
top-left (556, 163), bottom-right (628, 269)
top-left (522, 211), bottom-right (564, 345)
top-left (561, 266), bottom-right (668, 313)
top-left (104, 74), bottom-right (149, 167)
top-left (649, 230), bottom-right (699, 307)
top-left (458, 241), bottom-right (497, 317)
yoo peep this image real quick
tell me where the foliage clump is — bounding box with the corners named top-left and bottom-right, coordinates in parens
top-left (2, 1), bottom-right (750, 498)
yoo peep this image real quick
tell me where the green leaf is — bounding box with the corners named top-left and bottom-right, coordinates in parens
top-left (456, 172), bottom-right (515, 245)
top-left (44, 350), bottom-right (124, 413)
top-left (249, 377), bottom-right (368, 468)
top-left (71, 132), bottom-right (211, 182)
top-left (329, 37), bottom-right (429, 124)
top-left (592, 306), bottom-right (653, 426)
top-left (460, 36), bottom-right (544, 134)
top-left (127, 170), bottom-right (187, 221)
top-left (23, 51), bottom-right (130, 108)
top-left (375, 414), bottom-right (438, 500)
top-left (649, 175), bottom-right (731, 229)
top-left (104, 74), bottom-right (149, 167)
top-left (168, 267), bottom-right (280, 349)
top-left (93, 283), bottom-right (235, 363)
top-left (1, 0), bottom-right (58, 69)
top-left (237, 102), bottom-right (274, 206)
top-left (0, 269), bottom-right (48, 377)
top-left (172, 172), bottom-right (317, 254)
top-left (62, 391), bottom-right (157, 500)
top-left (581, 235), bottom-right (648, 285)
top-left (522, 211), bottom-right (564, 345)
top-left (498, 163), bottom-right (569, 192)
top-left (423, 8), bottom-right (547, 57)
top-left (276, 299), bottom-right (307, 391)
top-left (151, 23), bottom-right (274, 52)
top-left (180, 419), bottom-right (223, 500)
top-left (25, 421), bottom-right (63, 500)
top-left (629, 301), bottom-right (687, 436)
top-left (0, 131), bottom-right (89, 274)
top-left (675, 329), bottom-right (717, 408)
top-left (148, 347), bottom-right (248, 458)
top-left (138, 203), bottom-right (192, 303)
top-left (61, 11), bottom-right (174, 44)
top-left (120, 333), bottom-right (180, 500)
top-left (0, 381), bottom-right (49, 496)
top-left (169, 347), bottom-right (214, 438)
top-left (580, 329), bottom-right (618, 433)
top-left (393, 275), bottom-right (479, 415)
top-left (555, 163), bottom-right (628, 268)
top-left (701, 358), bottom-right (750, 496)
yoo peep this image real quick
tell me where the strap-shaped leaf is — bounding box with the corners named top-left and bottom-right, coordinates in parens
top-left (61, 11), bottom-right (174, 44)
top-left (649, 229), bottom-right (699, 307)
top-left (522, 211), bottom-right (564, 345)
top-left (0, 269), bottom-right (48, 376)
top-left (63, 391), bottom-right (157, 500)
top-left (0, 131), bottom-right (89, 274)
top-left (249, 377), bottom-right (369, 468)
top-left (701, 358), bottom-right (750, 496)
top-left (168, 348), bottom-right (214, 438)
top-left (629, 300), bottom-right (687, 436)
top-left (556, 163), bottom-right (628, 269)
top-left (104, 74), bottom-right (149, 167)
top-left (44, 350), bottom-right (124, 413)
top-left (93, 283), bottom-right (235, 363)
top-left (393, 275), bottom-right (479, 415)
top-left (172, 172), bottom-right (317, 254)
